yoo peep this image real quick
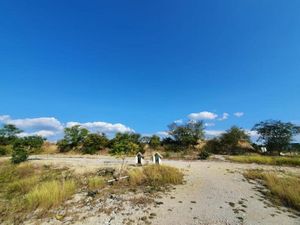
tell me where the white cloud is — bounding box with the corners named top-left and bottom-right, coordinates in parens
top-left (18, 130), bottom-right (56, 138)
top-left (0, 115), bottom-right (63, 138)
top-left (205, 123), bottom-right (215, 127)
top-left (205, 130), bottom-right (225, 136)
top-left (66, 121), bottom-right (134, 134)
top-left (218, 112), bottom-right (229, 121)
top-left (246, 130), bottom-right (258, 138)
top-left (0, 115), bottom-right (10, 122)
top-left (156, 131), bottom-right (169, 137)
top-left (0, 115), bottom-right (63, 131)
top-left (188, 111), bottom-right (218, 120)
top-left (174, 119), bottom-right (183, 124)
top-left (234, 112), bottom-right (244, 117)
top-left (0, 115), bottom-right (133, 139)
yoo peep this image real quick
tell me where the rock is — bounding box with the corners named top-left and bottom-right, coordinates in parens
top-left (87, 191), bottom-right (98, 197)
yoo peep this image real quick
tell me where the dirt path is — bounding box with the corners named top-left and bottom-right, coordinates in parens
top-left (26, 155), bottom-right (300, 225)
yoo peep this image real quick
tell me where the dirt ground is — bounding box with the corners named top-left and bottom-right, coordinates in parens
top-left (17, 155), bottom-right (300, 225)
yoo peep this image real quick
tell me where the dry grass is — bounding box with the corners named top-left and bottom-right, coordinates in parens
top-left (88, 176), bottom-right (105, 190)
top-left (26, 180), bottom-right (76, 209)
top-left (244, 170), bottom-right (300, 211)
top-left (0, 161), bottom-right (78, 223)
top-left (128, 165), bottom-right (184, 188)
top-left (228, 155), bottom-right (300, 167)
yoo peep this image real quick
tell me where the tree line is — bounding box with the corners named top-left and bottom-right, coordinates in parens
top-left (0, 119), bottom-right (299, 164)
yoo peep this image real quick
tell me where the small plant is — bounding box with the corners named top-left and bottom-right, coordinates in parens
top-left (198, 150), bottom-right (210, 160)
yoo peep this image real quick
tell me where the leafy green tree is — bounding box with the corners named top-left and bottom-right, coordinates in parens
top-left (82, 133), bottom-right (109, 154)
top-left (252, 120), bottom-right (300, 153)
top-left (168, 120), bottom-right (205, 149)
top-left (110, 132), bottom-right (143, 155)
top-left (219, 126), bottom-right (251, 154)
top-left (22, 136), bottom-right (45, 153)
top-left (111, 141), bottom-right (140, 155)
top-left (149, 135), bottom-right (161, 149)
top-left (57, 125), bottom-right (89, 152)
top-left (0, 124), bottom-right (22, 145)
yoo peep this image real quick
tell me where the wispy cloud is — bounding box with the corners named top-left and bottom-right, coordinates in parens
top-left (234, 112), bottom-right (244, 117)
top-left (218, 112), bottom-right (229, 121)
top-left (174, 119), bottom-right (183, 124)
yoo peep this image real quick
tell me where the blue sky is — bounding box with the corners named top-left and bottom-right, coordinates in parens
top-left (0, 1), bottom-right (299, 141)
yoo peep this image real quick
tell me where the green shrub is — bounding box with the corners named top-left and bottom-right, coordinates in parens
top-left (11, 145), bottom-right (28, 164)
top-left (198, 150), bottom-right (210, 160)
top-left (0, 146), bottom-right (6, 156)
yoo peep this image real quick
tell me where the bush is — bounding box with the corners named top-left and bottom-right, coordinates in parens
top-left (198, 150), bottom-right (210, 160)
top-left (11, 145), bottom-right (28, 164)
top-left (82, 133), bottom-right (108, 154)
top-left (0, 146), bottom-right (6, 156)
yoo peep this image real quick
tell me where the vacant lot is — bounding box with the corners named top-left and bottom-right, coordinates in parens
top-left (1, 155), bottom-right (300, 225)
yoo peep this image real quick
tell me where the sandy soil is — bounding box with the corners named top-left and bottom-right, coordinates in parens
top-left (22, 155), bottom-right (300, 225)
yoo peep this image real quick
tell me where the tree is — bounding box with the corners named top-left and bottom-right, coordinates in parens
top-left (168, 120), bottom-right (205, 149)
top-left (149, 135), bottom-right (161, 149)
top-left (219, 126), bottom-right (251, 154)
top-left (110, 132), bottom-right (143, 155)
top-left (81, 133), bottom-right (109, 154)
top-left (0, 124), bottom-right (22, 145)
top-left (252, 120), bottom-right (300, 154)
top-left (57, 125), bottom-right (89, 152)
top-left (22, 136), bottom-right (45, 153)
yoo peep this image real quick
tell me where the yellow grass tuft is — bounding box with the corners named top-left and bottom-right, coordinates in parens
top-left (88, 176), bottom-right (105, 190)
top-left (26, 180), bottom-right (76, 210)
top-left (128, 165), bottom-right (184, 188)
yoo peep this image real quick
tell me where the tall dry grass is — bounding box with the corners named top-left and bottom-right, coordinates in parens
top-left (26, 180), bottom-right (76, 209)
top-left (128, 165), bottom-right (184, 188)
top-left (244, 170), bottom-right (300, 211)
top-left (88, 176), bottom-right (105, 190)
top-left (228, 155), bottom-right (300, 167)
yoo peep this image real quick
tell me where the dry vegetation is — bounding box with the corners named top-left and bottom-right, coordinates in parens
top-left (0, 160), bottom-right (184, 224)
top-left (244, 169), bottom-right (300, 211)
top-left (128, 164), bottom-right (184, 189)
top-left (228, 155), bottom-right (300, 167)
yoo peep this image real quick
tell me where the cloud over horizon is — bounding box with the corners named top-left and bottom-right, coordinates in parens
top-left (0, 115), bottom-right (134, 139)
